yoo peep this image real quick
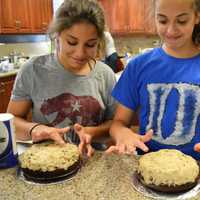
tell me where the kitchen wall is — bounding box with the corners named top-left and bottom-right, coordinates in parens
top-left (0, 41), bottom-right (51, 58)
top-left (0, 35), bottom-right (159, 59)
top-left (114, 35), bottom-right (160, 56)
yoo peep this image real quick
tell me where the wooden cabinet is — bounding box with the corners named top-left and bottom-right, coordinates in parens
top-left (144, 1), bottom-right (156, 34)
top-left (128, 0), bottom-right (145, 32)
top-left (0, 0), bottom-right (53, 34)
top-left (99, 0), bottom-right (156, 35)
top-left (29, 0), bottom-right (53, 33)
top-left (0, 75), bottom-right (16, 113)
top-left (0, 74), bottom-right (32, 121)
top-left (109, 0), bottom-right (145, 33)
top-left (0, 0), bottom-right (31, 33)
top-left (98, 0), bottom-right (112, 29)
top-left (109, 0), bottom-right (128, 33)
top-left (0, 1), bottom-right (1, 33)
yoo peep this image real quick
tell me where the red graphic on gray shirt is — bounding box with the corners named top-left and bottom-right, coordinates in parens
top-left (40, 93), bottom-right (103, 126)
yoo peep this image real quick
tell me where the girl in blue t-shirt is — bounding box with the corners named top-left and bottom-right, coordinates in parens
top-left (106, 0), bottom-right (200, 159)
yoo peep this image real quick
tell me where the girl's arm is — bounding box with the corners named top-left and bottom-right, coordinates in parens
top-left (82, 120), bottom-right (112, 139)
top-left (7, 100), bottom-right (70, 144)
top-left (110, 103), bottom-right (134, 140)
top-left (7, 99), bottom-right (36, 140)
top-left (107, 103), bottom-right (152, 154)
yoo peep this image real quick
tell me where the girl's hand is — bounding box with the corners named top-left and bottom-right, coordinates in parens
top-left (105, 129), bottom-right (153, 155)
top-left (194, 143), bottom-right (200, 152)
top-left (73, 123), bottom-right (94, 158)
top-left (31, 124), bottom-right (70, 145)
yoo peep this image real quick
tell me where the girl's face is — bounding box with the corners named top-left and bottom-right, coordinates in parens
top-left (57, 22), bottom-right (99, 73)
top-left (155, 0), bottom-right (200, 52)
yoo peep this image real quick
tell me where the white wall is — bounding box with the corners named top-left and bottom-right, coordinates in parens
top-left (0, 41), bottom-right (51, 57)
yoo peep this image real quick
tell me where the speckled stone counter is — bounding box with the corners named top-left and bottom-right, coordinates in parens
top-left (0, 152), bottom-right (200, 200)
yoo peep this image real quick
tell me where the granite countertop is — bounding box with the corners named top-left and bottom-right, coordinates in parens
top-left (0, 152), bottom-right (200, 200)
top-left (0, 153), bottom-right (148, 200)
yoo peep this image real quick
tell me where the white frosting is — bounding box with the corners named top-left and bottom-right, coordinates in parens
top-left (138, 149), bottom-right (199, 186)
top-left (19, 143), bottom-right (79, 172)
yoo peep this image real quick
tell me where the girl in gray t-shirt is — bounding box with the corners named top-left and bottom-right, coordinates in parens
top-left (7, 0), bottom-right (117, 157)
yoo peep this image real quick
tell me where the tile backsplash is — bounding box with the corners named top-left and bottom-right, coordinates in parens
top-left (0, 35), bottom-right (160, 58)
top-left (0, 41), bottom-right (52, 57)
top-left (114, 35), bottom-right (160, 56)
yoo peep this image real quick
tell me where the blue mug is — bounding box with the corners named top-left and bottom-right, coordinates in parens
top-left (0, 113), bottom-right (18, 168)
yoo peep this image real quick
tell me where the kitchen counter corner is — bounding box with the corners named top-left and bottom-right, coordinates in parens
top-left (0, 69), bottom-right (19, 78)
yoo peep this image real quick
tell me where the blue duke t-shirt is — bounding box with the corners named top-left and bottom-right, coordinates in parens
top-left (112, 47), bottom-right (200, 159)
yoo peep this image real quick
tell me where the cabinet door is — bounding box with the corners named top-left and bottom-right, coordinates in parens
top-left (98, 0), bottom-right (157, 35)
top-left (144, 1), bottom-right (157, 34)
top-left (44, 0), bottom-right (53, 31)
top-left (0, 0), bottom-right (31, 33)
top-left (0, 0), bottom-right (15, 33)
top-left (0, 1), bottom-right (1, 33)
top-left (0, 75), bottom-right (16, 113)
top-left (29, 0), bottom-right (53, 33)
top-left (14, 0), bottom-right (31, 32)
top-left (109, 0), bottom-right (128, 33)
top-left (98, 0), bottom-right (112, 30)
top-left (128, 0), bottom-right (145, 32)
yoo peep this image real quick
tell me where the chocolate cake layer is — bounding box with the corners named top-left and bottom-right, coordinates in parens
top-left (21, 159), bottom-right (81, 183)
top-left (137, 173), bottom-right (199, 193)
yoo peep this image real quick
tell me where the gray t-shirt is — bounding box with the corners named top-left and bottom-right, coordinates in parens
top-left (11, 54), bottom-right (116, 142)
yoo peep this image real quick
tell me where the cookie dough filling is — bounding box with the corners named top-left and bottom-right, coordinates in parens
top-left (138, 149), bottom-right (199, 187)
top-left (20, 142), bottom-right (80, 172)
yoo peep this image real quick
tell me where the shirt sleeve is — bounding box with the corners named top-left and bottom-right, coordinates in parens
top-left (11, 61), bottom-right (33, 101)
top-left (112, 58), bottom-right (139, 111)
top-left (104, 31), bottom-right (116, 57)
top-left (103, 67), bottom-right (117, 120)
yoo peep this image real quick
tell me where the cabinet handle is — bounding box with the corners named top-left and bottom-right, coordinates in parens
top-left (42, 22), bottom-right (47, 30)
top-left (41, 22), bottom-right (47, 32)
top-left (42, 22), bottom-right (47, 26)
top-left (0, 82), bottom-right (5, 93)
top-left (15, 20), bottom-right (21, 30)
top-left (0, 89), bottom-right (5, 93)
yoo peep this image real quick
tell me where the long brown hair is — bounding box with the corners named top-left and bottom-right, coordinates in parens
top-left (193, 0), bottom-right (200, 45)
top-left (48, 0), bottom-right (105, 39)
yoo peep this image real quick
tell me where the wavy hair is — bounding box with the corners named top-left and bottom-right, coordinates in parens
top-left (48, 0), bottom-right (105, 40)
top-left (193, 0), bottom-right (200, 45)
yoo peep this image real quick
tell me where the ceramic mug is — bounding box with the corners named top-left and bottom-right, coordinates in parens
top-left (0, 113), bottom-right (18, 168)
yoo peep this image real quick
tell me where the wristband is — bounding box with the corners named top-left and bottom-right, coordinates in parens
top-left (29, 123), bottom-right (42, 137)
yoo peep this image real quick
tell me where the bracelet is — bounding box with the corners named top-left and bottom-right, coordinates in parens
top-left (29, 123), bottom-right (42, 137)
